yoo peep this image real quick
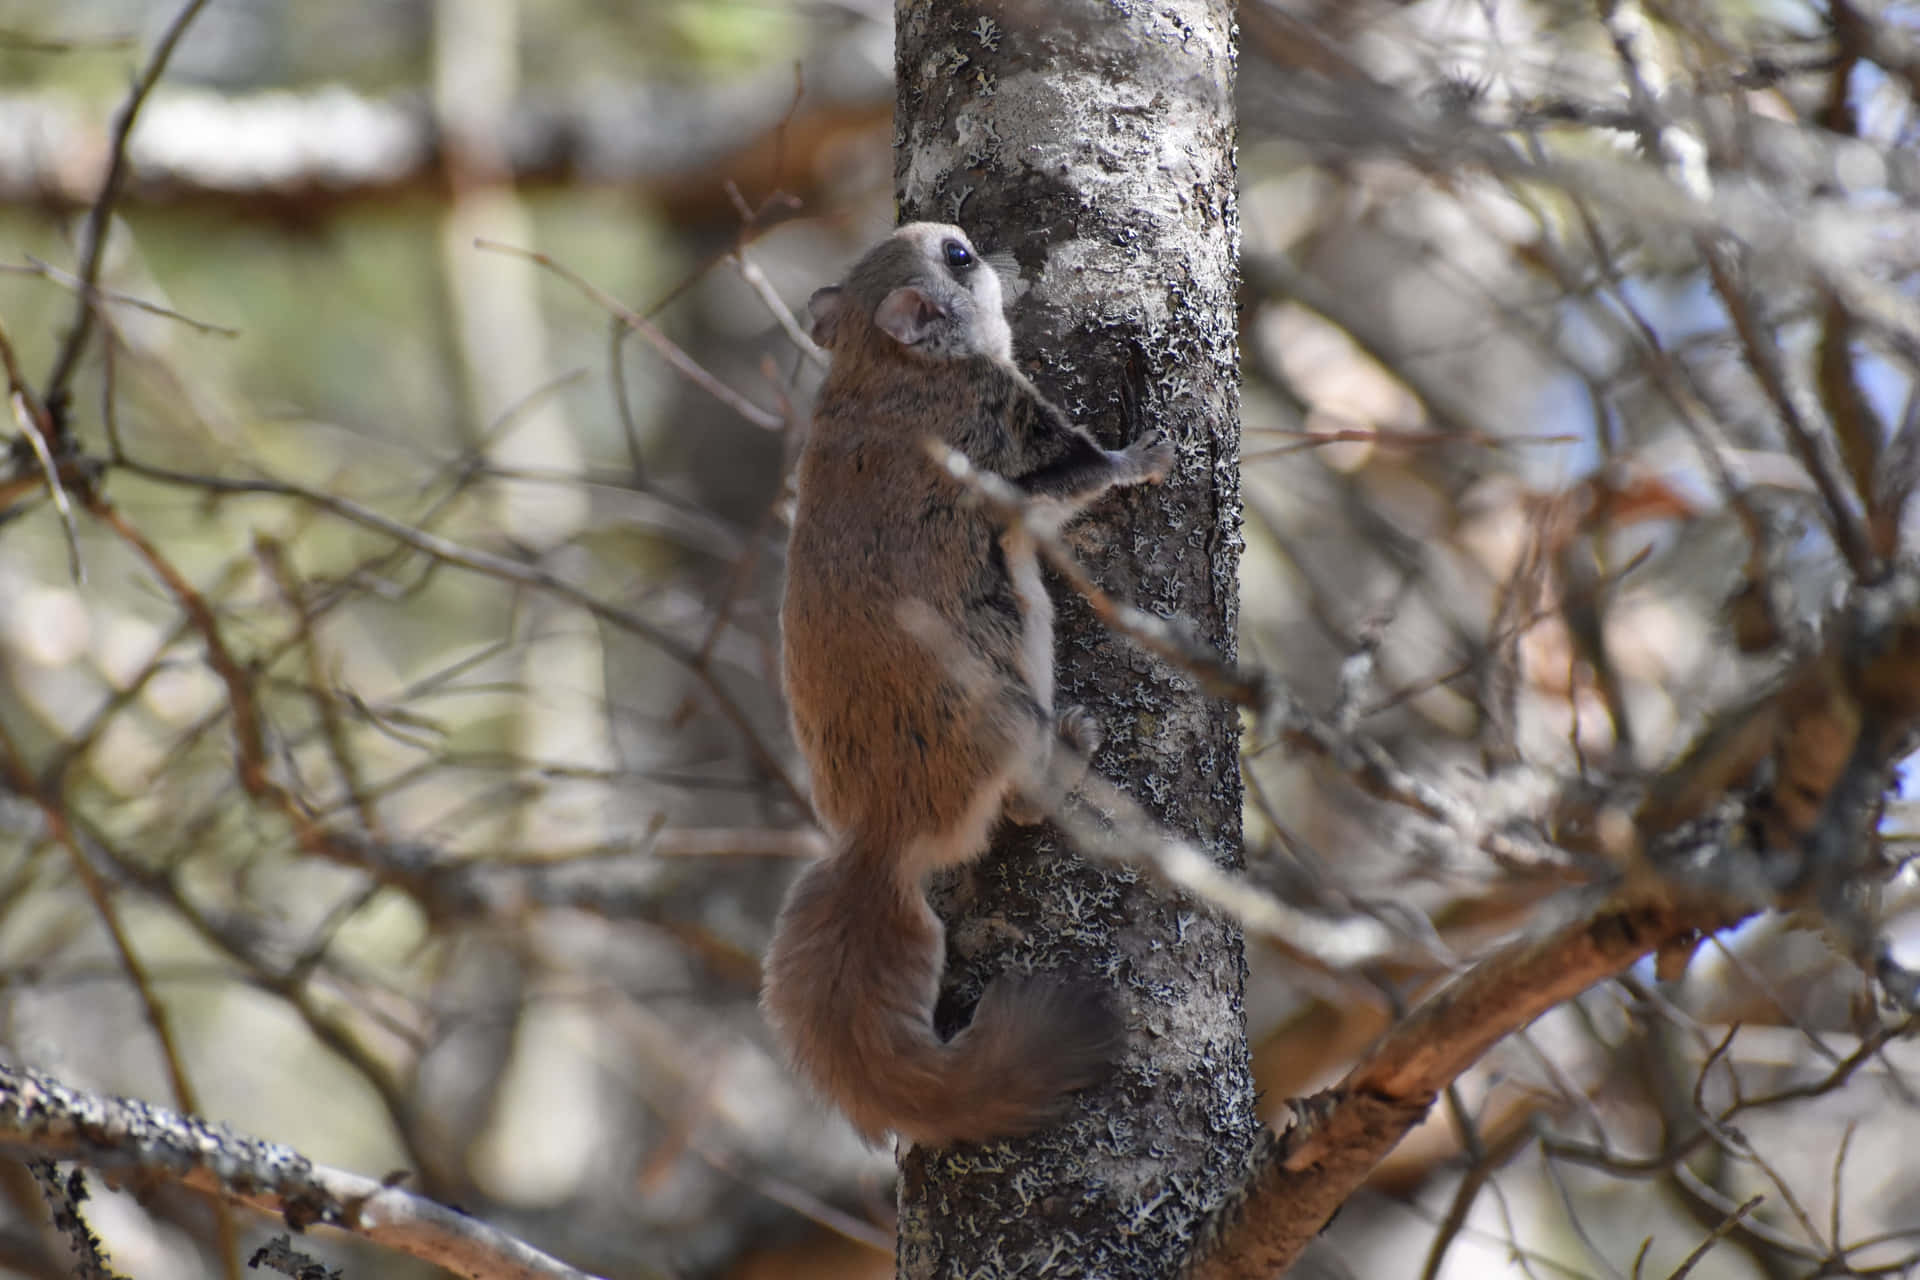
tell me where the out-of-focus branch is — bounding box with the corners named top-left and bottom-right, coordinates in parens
top-left (929, 441), bottom-right (1538, 852)
top-left (0, 1064), bottom-right (607, 1280)
top-left (40, 0), bottom-right (213, 428)
top-left (1242, 61), bottom-right (1920, 353)
top-left (1187, 893), bottom-right (1748, 1279)
top-left (1189, 556), bottom-right (1920, 1275)
top-left (94, 462), bottom-right (804, 804)
top-left (0, 71), bottom-right (889, 227)
top-left (0, 315), bottom-right (84, 578)
top-left (924, 243), bottom-right (1920, 1275)
top-left (476, 238), bottom-right (784, 432)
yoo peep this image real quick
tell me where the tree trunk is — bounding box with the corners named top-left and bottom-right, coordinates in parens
top-left (892, 3), bottom-right (1253, 1276)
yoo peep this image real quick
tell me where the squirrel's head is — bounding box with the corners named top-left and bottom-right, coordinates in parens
top-left (808, 223), bottom-right (1013, 362)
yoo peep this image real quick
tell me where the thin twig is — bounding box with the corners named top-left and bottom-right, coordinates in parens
top-left (1701, 248), bottom-right (1877, 577)
top-left (0, 722), bottom-right (244, 1278)
top-left (0, 724), bottom-right (201, 1122)
top-left (9, 257), bottom-right (240, 337)
top-left (9, 389), bottom-right (83, 581)
top-left (42, 0), bottom-right (215, 425)
top-left (732, 250), bottom-right (827, 369)
top-left (0, 315), bottom-right (85, 579)
top-left (104, 459), bottom-right (803, 804)
top-left (1419, 1095), bottom-right (1532, 1280)
top-left (928, 439), bottom-right (1521, 842)
top-left (474, 238), bottom-right (784, 432)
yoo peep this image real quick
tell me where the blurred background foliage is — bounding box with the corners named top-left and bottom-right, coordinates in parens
top-left (2, 0), bottom-right (1919, 1277)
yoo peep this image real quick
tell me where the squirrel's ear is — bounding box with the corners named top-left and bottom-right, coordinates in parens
top-left (874, 287), bottom-right (947, 348)
top-left (807, 286), bottom-right (846, 349)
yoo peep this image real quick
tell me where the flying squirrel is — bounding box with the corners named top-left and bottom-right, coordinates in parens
top-left (762, 222), bottom-right (1174, 1146)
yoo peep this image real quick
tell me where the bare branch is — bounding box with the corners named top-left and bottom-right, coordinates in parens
top-left (1188, 894), bottom-right (1749, 1279)
top-left (474, 238), bottom-right (785, 432)
top-left (0, 1064), bottom-right (606, 1280)
top-left (41, 0), bottom-right (214, 427)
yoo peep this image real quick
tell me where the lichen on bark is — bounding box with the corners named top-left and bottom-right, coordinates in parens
top-left (891, 3), bottom-right (1254, 1276)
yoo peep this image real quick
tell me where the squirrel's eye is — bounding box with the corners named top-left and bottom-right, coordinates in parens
top-left (943, 240), bottom-right (975, 270)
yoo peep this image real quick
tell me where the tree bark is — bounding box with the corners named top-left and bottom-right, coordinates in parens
top-left (892, 3), bottom-right (1253, 1276)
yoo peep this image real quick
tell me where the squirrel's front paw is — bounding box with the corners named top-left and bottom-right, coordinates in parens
top-left (1124, 430), bottom-right (1176, 483)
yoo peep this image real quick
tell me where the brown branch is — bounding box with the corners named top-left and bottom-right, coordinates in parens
top-left (0, 1064), bottom-right (605, 1280)
top-left (1191, 552), bottom-right (1920, 1275)
top-left (1187, 894), bottom-right (1749, 1279)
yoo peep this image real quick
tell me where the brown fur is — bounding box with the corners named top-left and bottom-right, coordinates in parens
top-left (764, 223), bottom-right (1172, 1146)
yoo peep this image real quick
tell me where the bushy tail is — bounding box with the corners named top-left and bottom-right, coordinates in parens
top-left (761, 840), bottom-right (1119, 1146)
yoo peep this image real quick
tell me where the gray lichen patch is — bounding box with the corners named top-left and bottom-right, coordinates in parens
top-left (1, 1063), bottom-right (336, 1217)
